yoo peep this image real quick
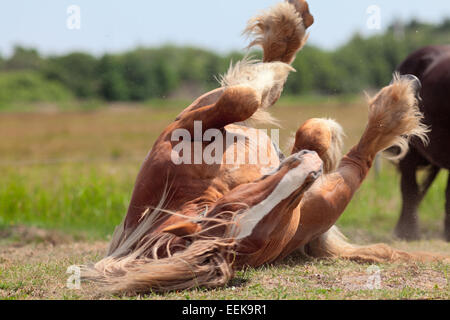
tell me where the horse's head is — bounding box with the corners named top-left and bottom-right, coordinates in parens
top-left (161, 150), bottom-right (323, 264)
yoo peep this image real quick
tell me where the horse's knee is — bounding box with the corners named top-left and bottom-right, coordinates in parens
top-left (215, 86), bottom-right (261, 122)
top-left (173, 85), bottom-right (261, 133)
top-left (292, 118), bottom-right (344, 173)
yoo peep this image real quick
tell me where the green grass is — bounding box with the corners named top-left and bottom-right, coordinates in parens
top-left (0, 246), bottom-right (448, 300)
top-left (1, 161), bottom-right (448, 242)
top-left (0, 101), bottom-right (448, 300)
top-left (341, 167), bottom-right (449, 243)
top-left (0, 94), bottom-right (360, 114)
top-left (0, 163), bottom-right (136, 239)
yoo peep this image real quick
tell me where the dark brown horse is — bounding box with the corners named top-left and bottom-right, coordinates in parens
top-left (394, 45), bottom-right (450, 241)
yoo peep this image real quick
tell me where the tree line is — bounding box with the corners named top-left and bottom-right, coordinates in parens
top-left (0, 19), bottom-right (449, 107)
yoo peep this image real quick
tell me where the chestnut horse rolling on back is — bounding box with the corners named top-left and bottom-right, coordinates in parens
top-left (83, 1), bottom-right (448, 294)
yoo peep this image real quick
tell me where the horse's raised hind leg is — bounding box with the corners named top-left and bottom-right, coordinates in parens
top-left (445, 172), bottom-right (450, 241)
top-left (172, 62), bottom-right (294, 135)
top-left (173, 86), bottom-right (263, 135)
top-left (244, 0), bottom-right (313, 65)
top-left (395, 152), bottom-right (438, 240)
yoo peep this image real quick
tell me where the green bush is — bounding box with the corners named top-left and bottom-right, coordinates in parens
top-left (0, 18), bottom-right (449, 106)
top-left (3, 46), bottom-right (42, 71)
top-left (44, 52), bottom-right (99, 98)
top-left (0, 71), bottom-right (73, 107)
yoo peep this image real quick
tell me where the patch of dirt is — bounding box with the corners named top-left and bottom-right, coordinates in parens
top-left (0, 241), bottom-right (108, 266)
top-left (0, 225), bottom-right (74, 247)
top-left (333, 264), bottom-right (448, 292)
top-left (0, 237), bottom-right (448, 300)
top-left (0, 240), bottom-right (110, 300)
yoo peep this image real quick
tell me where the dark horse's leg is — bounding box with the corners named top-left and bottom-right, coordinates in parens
top-left (395, 150), bottom-right (440, 240)
top-left (445, 172), bottom-right (450, 241)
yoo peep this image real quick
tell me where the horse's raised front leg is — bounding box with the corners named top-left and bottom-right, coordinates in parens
top-left (175, 0), bottom-right (315, 119)
top-left (245, 0), bottom-right (314, 64)
top-left (278, 75), bottom-right (431, 262)
top-left (171, 60), bottom-right (294, 135)
top-left (172, 86), bottom-right (262, 135)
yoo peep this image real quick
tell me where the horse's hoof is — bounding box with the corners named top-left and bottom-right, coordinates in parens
top-left (394, 224), bottom-right (420, 241)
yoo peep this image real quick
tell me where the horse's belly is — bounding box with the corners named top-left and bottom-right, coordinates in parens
top-left (414, 124), bottom-right (450, 169)
top-left (219, 125), bottom-right (281, 188)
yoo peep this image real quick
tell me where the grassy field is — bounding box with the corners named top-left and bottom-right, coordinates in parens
top-left (0, 96), bottom-right (449, 300)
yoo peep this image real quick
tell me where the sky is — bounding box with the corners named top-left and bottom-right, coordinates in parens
top-left (0, 0), bottom-right (449, 57)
